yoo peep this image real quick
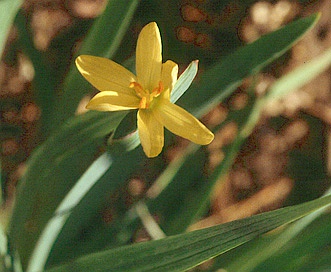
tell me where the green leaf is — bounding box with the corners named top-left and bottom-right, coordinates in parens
top-left (196, 44), bottom-right (331, 272)
top-left (0, 212), bottom-right (8, 268)
top-left (45, 147), bottom-right (145, 268)
top-left (148, 146), bottom-right (209, 235)
top-left (9, 13), bottom-right (321, 271)
top-left (211, 189), bottom-right (331, 272)
top-left (54, 0), bottom-right (139, 126)
top-left (58, 14), bottom-right (322, 253)
top-left (179, 14), bottom-right (320, 117)
top-left (208, 42), bottom-right (331, 193)
top-left (170, 60), bottom-right (199, 103)
top-left (8, 111), bottom-right (125, 270)
top-left (13, 10), bottom-right (92, 138)
top-left (24, 152), bottom-right (113, 272)
top-left (183, 41), bottom-right (331, 235)
top-left (227, 46), bottom-right (331, 193)
top-left (0, 0), bottom-right (22, 57)
top-left (46, 195), bottom-right (331, 272)
top-left (140, 14), bottom-right (326, 238)
top-left (254, 212), bottom-right (331, 272)
top-left (265, 46), bottom-right (331, 101)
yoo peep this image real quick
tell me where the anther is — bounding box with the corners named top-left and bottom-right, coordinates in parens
top-left (132, 82), bottom-right (149, 100)
top-left (151, 81), bottom-right (164, 97)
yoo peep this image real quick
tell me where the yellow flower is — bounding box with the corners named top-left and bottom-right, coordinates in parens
top-left (76, 22), bottom-right (214, 158)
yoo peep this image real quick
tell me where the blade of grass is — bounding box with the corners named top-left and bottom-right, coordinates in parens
top-left (14, 11), bottom-right (56, 138)
top-left (254, 213), bottom-right (331, 272)
top-left (53, 0), bottom-right (140, 127)
top-left (0, 0), bottom-right (22, 57)
top-left (14, 11), bottom-right (93, 138)
top-left (26, 153), bottom-right (113, 272)
top-left (217, 188), bottom-right (331, 272)
top-left (8, 111), bottom-right (125, 270)
top-left (179, 14), bottom-right (320, 117)
top-left (12, 13), bottom-right (322, 272)
top-left (47, 15), bottom-right (322, 256)
top-left (45, 147), bottom-right (145, 267)
top-left (141, 25), bottom-right (331, 237)
top-left (46, 195), bottom-right (331, 272)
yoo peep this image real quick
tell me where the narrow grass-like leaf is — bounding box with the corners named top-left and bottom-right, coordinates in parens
top-left (254, 212), bottom-right (331, 272)
top-left (179, 14), bottom-right (319, 117)
top-left (180, 44), bottom-right (331, 232)
top-left (212, 46), bottom-right (331, 183)
top-left (170, 60), bottom-right (199, 103)
top-left (14, 11), bottom-right (95, 137)
top-left (212, 189), bottom-right (331, 272)
top-left (0, 0), bottom-right (22, 57)
top-left (8, 111), bottom-right (125, 270)
top-left (191, 43), bottom-right (331, 272)
top-left (265, 47), bottom-right (331, 100)
top-left (0, 214), bottom-right (8, 261)
top-left (46, 195), bottom-right (331, 272)
top-left (56, 15), bottom-right (322, 253)
top-left (45, 147), bottom-right (145, 267)
top-left (46, 146), bottom-right (194, 264)
top-left (209, 216), bottom-right (331, 272)
top-left (26, 153), bottom-right (113, 272)
top-left (148, 147), bottom-right (209, 234)
top-left (54, 0), bottom-right (139, 126)
top-left (14, 10), bottom-right (61, 138)
top-left (142, 16), bottom-right (329, 237)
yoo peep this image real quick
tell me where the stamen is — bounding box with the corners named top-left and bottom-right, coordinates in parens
top-left (130, 82), bottom-right (145, 98)
top-left (158, 81), bottom-right (164, 94)
top-left (151, 81), bottom-right (164, 97)
top-left (139, 96), bottom-right (148, 109)
top-left (130, 81), bottom-right (165, 109)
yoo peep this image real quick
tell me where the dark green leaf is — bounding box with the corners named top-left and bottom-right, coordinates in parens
top-left (8, 111), bottom-right (125, 269)
top-left (54, 0), bottom-right (140, 126)
top-left (179, 14), bottom-right (319, 117)
top-left (46, 195), bottom-right (331, 272)
top-left (61, 15), bottom-right (321, 253)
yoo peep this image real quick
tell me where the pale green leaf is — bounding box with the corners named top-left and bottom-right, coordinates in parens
top-left (0, 0), bottom-right (22, 57)
top-left (171, 60), bottom-right (199, 103)
top-left (266, 46), bottom-right (331, 100)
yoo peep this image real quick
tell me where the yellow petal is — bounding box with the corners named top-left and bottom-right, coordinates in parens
top-left (136, 22), bottom-right (162, 91)
top-left (86, 91), bottom-right (140, 111)
top-left (161, 60), bottom-right (178, 100)
top-left (76, 55), bottom-right (137, 95)
top-left (153, 100), bottom-right (214, 145)
top-left (137, 109), bottom-right (164, 157)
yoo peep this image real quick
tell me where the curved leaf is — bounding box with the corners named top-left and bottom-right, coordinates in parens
top-left (8, 111), bottom-right (125, 269)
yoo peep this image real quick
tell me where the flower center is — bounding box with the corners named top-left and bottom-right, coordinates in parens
top-left (129, 81), bottom-right (164, 109)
